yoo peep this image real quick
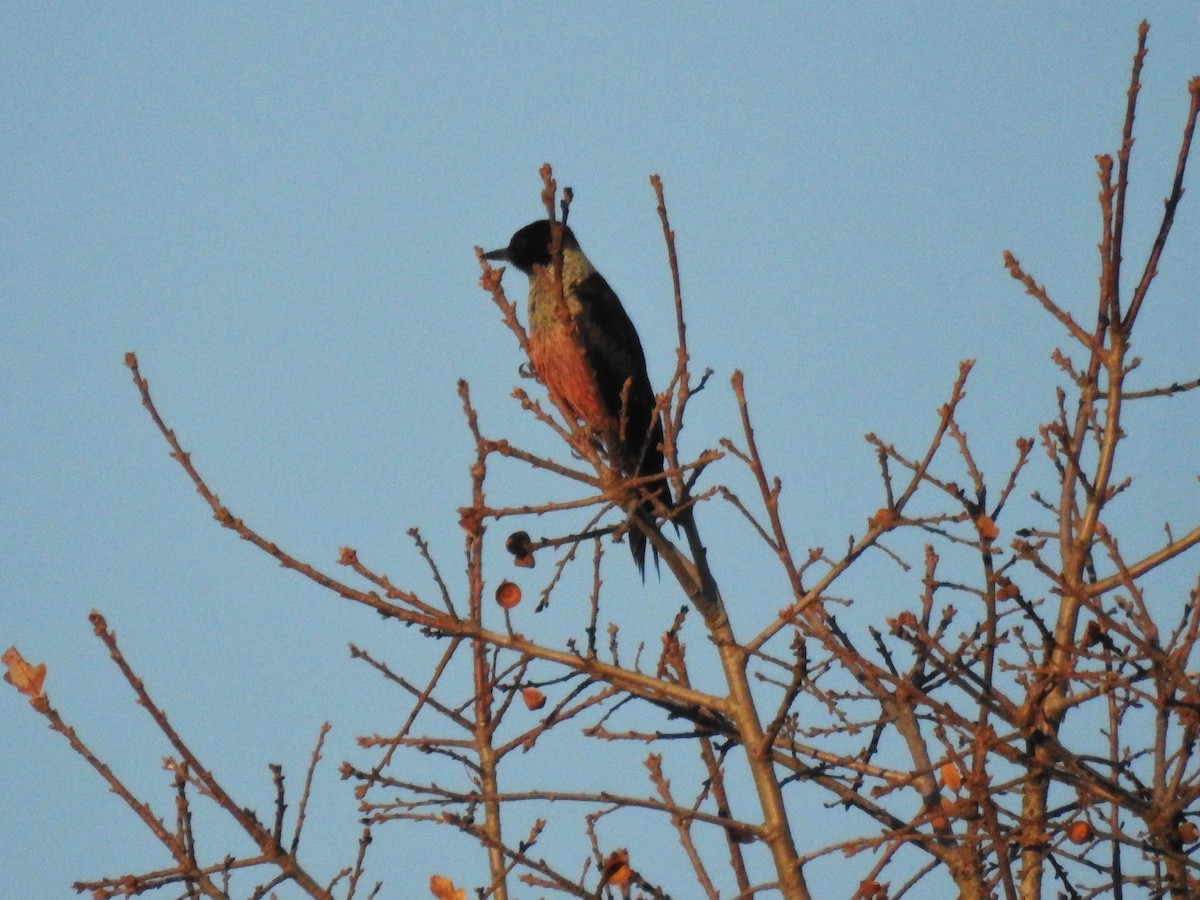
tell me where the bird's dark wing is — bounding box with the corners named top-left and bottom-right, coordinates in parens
top-left (572, 271), bottom-right (657, 440)
top-left (574, 270), bottom-right (669, 577)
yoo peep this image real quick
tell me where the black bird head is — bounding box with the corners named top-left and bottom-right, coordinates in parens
top-left (483, 220), bottom-right (579, 275)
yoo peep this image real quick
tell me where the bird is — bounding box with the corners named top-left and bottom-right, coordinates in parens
top-left (483, 219), bottom-right (668, 575)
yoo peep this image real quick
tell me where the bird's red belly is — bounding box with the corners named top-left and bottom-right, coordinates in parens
top-left (529, 328), bottom-right (611, 430)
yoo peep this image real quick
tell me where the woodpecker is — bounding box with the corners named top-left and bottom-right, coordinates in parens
top-left (483, 219), bottom-right (668, 575)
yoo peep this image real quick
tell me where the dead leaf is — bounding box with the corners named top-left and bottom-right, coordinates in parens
top-left (3, 646), bottom-right (46, 700)
top-left (941, 761), bottom-right (963, 793)
top-left (975, 514), bottom-right (999, 541)
top-left (599, 849), bottom-right (631, 889)
top-left (996, 578), bottom-right (1019, 600)
top-left (869, 508), bottom-right (896, 529)
top-left (429, 874), bottom-right (466, 900)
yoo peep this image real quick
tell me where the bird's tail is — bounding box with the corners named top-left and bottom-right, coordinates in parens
top-left (628, 415), bottom-right (670, 578)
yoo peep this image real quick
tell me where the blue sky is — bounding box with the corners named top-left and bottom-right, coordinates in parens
top-left (3, 5), bottom-right (1198, 897)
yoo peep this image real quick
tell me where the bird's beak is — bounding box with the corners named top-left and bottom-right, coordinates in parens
top-left (482, 247), bottom-right (510, 262)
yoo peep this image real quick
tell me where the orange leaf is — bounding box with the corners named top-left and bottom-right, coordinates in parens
top-left (869, 507), bottom-right (896, 528)
top-left (495, 581), bottom-right (522, 609)
top-left (930, 795), bottom-right (954, 830)
top-left (429, 874), bottom-right (466, 900)
top-left (996, 578), bottom-right (1019, 600)
top-left (975, 514), bottom-right (999, 541)
top-left (1178, 821), bottom-right (1198, 843)
top-left (941, 761), bottom-right (963, 793)
top-left (855, 880), bottom-right (888, 900)
top-left (599, 849), bottom-right (631, 889)
top-left (3, 646), bottom-right (46, 700)
top-left (522, 687), bottom-right (546, 710)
